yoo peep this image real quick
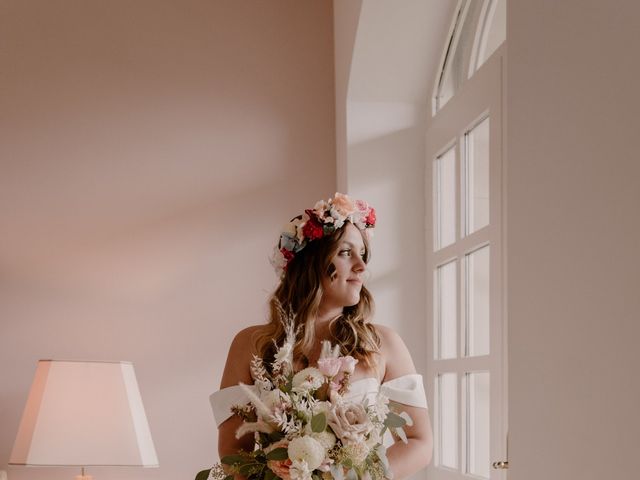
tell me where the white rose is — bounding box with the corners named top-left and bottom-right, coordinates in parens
top-left (327, 400), bottom-right (373, 444)
top-left (310, 430), bottom-right (336, 450)
top-left (288, 436), bottom-right (326, 471)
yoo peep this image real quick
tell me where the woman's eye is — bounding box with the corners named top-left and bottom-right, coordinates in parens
top-left (339, 249), bottom-right (351, 256)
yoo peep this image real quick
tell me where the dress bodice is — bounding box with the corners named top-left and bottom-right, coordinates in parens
top-left (210, 373), bottom-right (428, 428)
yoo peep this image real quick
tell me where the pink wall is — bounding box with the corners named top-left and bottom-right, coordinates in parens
top-left (0, 1), bottom-right (335, 479)
top-left (507, 1), bottom-right (640, 478)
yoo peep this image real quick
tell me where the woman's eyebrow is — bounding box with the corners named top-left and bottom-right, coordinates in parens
top-left (341, 241), bottom-right (365, 250)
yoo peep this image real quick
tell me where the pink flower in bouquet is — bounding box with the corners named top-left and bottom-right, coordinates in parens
top-left (267, 440), bottom-right (292, 480)
top-left (339, 356), bottom-right (357, 375)
top-left (327, 356), bottom-right (358, 392)
top-left (317, 357), bottom-right (341, 377)
top-left (268, 459), bottom-right (293, 480)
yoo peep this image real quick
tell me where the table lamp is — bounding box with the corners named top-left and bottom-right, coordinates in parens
top-left (9, 360), bottom-right (159, 479)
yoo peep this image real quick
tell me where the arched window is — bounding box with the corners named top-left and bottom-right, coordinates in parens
top-left (426, 2), bottom-right (507, 479)
top-left (433, 0), bottom-right (506, 114)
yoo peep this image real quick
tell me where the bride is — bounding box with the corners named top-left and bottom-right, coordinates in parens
top-left (211, 193), bottom-right (433, 480)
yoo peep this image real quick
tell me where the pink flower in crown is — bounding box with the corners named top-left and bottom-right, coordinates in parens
top-left (331, 193), bottom-right (356, 217)
top-left (355, 199), bottom-right (369, 214)
top-left (365, 207), bottom-right (376, 227)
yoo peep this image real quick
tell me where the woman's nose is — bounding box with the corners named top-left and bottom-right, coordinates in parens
top-left (353, 256), bottom-right (366, 272)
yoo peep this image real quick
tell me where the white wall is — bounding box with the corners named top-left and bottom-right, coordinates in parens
top-left (335, 1), bottom-right (455, 393)
top-left (507, 1), bottom-right (640, 478)
top-left (0, 2), bottom-right (335, 479)
top-left (333, 0), bottom-right (363, 193)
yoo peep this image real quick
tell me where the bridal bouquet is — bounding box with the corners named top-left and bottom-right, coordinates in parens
top-left (205, 323), bottom-right (412, 480)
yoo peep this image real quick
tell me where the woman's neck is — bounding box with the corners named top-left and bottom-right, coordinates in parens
top-left (315, 305), bottom-right (342, 331)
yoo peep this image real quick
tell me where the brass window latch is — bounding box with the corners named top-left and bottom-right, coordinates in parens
top-left (492, 461), bottom-right (509, 469)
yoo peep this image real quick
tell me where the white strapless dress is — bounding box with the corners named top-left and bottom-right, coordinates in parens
top-left (210, 373), bottom-right (428, 428)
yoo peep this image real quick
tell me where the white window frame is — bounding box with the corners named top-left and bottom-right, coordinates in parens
top-left (425, 43), bottom-right (508, 480)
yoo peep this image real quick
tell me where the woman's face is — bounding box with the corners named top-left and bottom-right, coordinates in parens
top-left (320, 223), bottom-right (367, 310)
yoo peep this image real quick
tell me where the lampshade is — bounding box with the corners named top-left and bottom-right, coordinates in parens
top-left (10, 360), bottom-right (158, 467)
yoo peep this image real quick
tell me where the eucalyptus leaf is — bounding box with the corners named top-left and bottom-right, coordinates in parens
top-left (194, 469), bottom-right (211, 480)
top-left (384, 411), bottom-right (407, 429)
top-left (238, 464), bottom-right (254, 476)
top-left (398, 411), bottom-right (414, 427)
top-left (268, 431), bottom-right (285, 442)
top-left (266, 447), bottom-right (289, 460)
top-left (311, 412), bottom-right (327, 433)
top-left (394, 426), bottom-right (408, 444)
top-left (265, 469), bottom-right (277, 480)
top-left (221, 454), bottom-right (246, 465)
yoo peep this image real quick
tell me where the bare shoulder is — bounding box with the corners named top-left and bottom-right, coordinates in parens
top-left (372, 323), bottom-right (417, 382)
top-left (229, 324), bottom-right (263, 352)
top-left (220, 324), bottom-right (264, 388)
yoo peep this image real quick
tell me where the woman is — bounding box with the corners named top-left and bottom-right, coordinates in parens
top-left (211, 193), bottom-right (433, 480)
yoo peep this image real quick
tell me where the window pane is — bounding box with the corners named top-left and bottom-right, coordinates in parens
top-left (435, 260), bottom-right (457, 360)
top-left (466, 372), bottom-right (490, 478)
top-left (435, 0), bottom-right (484, 110)
top-left (465, 246), bottom-right (490, 356)
top-left (434, 147), bottom-right (456, 250)
top-left (464, 117), bottom-right (490, 235)
top-left (475, 0), bottom-right (506, 71)
top-left (438, 373), bottom-right (458, 469)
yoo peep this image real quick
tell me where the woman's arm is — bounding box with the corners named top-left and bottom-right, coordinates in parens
top-left (217, 326), bottom-right (259, 460)
top-left (377, 325), bottom-right (434, 480)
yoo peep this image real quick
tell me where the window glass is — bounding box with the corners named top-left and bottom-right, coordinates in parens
top-left (473, 0), bottom-right (506, 72)
top-left (434, 147), bottom-right (456, 249)
top-left (466, 372), bottom-right (490, 478)
top-left (438, 373), bottom-right (458, 469)
top-left (464, 117), bottom-right (490, 235)
top-left (435, 0), bottom-right (483, 110)
top-left (435, 260), bottom-right (457, 359)
top-left (465, 246), bottom-right (490, 356)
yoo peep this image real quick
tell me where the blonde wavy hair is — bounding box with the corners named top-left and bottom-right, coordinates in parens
top-left (253, 222), bottom-right (380, 368)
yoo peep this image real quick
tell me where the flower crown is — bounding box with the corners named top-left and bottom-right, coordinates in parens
top-left (270, 193), bottom-right (376, 277)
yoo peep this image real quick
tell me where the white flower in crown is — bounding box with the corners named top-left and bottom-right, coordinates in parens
top-left (269, 246), bottom-right (287, 278)
top-left (312, 199), bottom-right (330, 219)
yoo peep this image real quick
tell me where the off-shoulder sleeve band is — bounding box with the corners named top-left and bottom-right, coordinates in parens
top-left (380, 373), bottom-right (428, 409)
top-left (209, 385), bottom-right (252, 427)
